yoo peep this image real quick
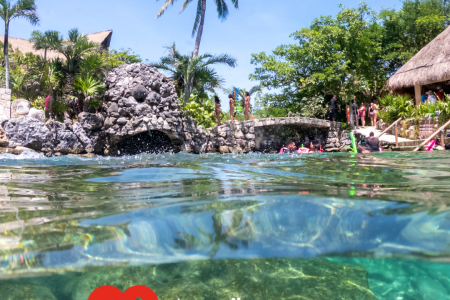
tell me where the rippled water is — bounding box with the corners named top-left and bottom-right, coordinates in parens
top-left (1, 150), bottom-right (450, 299)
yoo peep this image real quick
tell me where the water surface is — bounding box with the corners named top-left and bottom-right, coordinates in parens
top-left (0, 151), bottom-right (450, 299)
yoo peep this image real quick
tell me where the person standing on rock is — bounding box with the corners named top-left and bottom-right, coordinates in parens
top-left (244, 92), bottom-right (254, 121)
top-left (351, 99), bottom-right (359, 129)
top-left (330, 95), bottom-right (340, 122)
top-left (229, 94), bottom-right (236, 123)
top-left (371, 101), bottom-right (379, 126)
top-left (214, 95), bottom-right (222, 126)
top-left (359, 103), bottom-right (366, 128)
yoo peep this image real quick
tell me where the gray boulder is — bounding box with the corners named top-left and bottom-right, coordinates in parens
top-left (27, 107), bottom-right (45, 123)
top-left (78, 112), bottom-right (103, 131)
top-left (132, 84), bottom-right (148, 102)
top-left (11, 99), bottom-right (30, 118)
top-left (73, 122), bottom-right (94, 153)
top-left (46, 119), bottom-right (84, 153)
top-left (3, 117), bottom-right (52, 151)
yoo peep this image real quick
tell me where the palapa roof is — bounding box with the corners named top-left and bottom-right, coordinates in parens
top-left (386, 26), bottom-right (450, 91)
top-left (0, 30), bottom-right (113, 61)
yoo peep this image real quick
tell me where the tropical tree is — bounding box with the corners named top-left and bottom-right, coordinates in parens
top-left (9, 69), bottom-right (26, 98)
top-left (53, 28), bottom-right (99, 73)
top-left (0, 0), bottom-right (39, 89)
top-left (30, 30), bottom-right (61, 61)
top-left (151, 43), bottom-right (237, 105)
top-left (156, 0), bottom-right (239, 60)
top-left (73, 74), bottom-right (105, 110)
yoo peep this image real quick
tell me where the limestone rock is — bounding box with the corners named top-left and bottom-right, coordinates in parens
top-left (0, 283), bottom-right (57, 300)
top-left (0, 126), bottom-right (8, 147)
top-left (73, 122), bottom-right (94, 153)
top-left (132, 84), bottom-right (148, 102)
top-left (27, 107), bottom-right (45, 123)
top-left (78, 112), bottom-right (103, 131)
top-left (11, 99), bottom-right (30, 118)
top-left (70, 258), bottom-right (376, 300)
top-left (3, 117), bottom-right (52, 151)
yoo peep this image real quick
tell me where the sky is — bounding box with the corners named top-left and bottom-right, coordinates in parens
top-left (5, 0), bottom-right (401, 110)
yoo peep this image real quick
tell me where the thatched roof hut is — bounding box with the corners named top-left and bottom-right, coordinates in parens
top-left (386, 26), bottom-right (450, 105)
top-left (0, 30), bottom-right (113, 61)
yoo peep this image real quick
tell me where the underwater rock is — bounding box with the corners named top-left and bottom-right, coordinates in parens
top-left (70, 257), bottom-right (376, 300)
top-left (0, 283), bottom-right (57, 300)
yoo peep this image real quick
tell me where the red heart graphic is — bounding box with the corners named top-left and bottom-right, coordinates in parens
top-left (88, 285), bottom-right (159, 300)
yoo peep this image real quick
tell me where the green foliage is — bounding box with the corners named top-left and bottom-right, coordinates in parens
top-left (249, 1), bottom-right (450, 115)
top-left (52, 99), bottom-right (67, 115)
top-left (151, 43), bottom-right (237, 105)
top-left (88, 98), bottom-right (103, 109)
top-left (29, 30), bottom-right (61, 60)
top-left (378, 94), bottom-right (416, 123)
top-left (73, 75), bottom-right (105, 99)
top-left (9, 69), bottom-right (27, 98)
top-left (30, 96), bottom-right (45, 110)
top-left (185, 93), bottom-right (216, 129)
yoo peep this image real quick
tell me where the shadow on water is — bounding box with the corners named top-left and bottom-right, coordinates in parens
top-left (0, 151), bottom-right (450, 299)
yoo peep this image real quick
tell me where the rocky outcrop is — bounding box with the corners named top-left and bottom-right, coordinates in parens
top-left (0, 63), bottom-right (349, 156)
top-left (3, 117), bottom-right (53, 151)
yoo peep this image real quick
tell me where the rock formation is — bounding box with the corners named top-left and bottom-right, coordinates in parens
top-left (0, 63), bottom-right (351, 156)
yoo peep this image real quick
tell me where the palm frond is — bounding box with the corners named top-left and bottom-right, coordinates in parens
top-left (180, 0), bottom-right (193, 13)
top-left (214, 0), bottom-right (229, 20)
top-left (156, 0), bottom-right (179, 18)
top-left (10, 0), bottom-right (39, 25)
top-left (191, 0), bottom-right (204, 37)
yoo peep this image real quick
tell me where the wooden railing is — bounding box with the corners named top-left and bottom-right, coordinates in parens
top-left (413, 119), bottom-right (450, 151)
top-left (378, 117), bottom-right (403, 147)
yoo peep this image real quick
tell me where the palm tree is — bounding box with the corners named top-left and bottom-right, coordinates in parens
top-left (151, 43), bottom-right (237, 106)
top-left (0, 0), bottom-right (39, 89)
top-left (29, 30), bottom-right (61, 61)
top-left (225, 85), bottom-right (261, 107)
top-left (73, 74), bottom-right (105, 111)
top-left (156, 0), bottom-right (239, 60)
top-left (53, 28), bottom-right (98, 73)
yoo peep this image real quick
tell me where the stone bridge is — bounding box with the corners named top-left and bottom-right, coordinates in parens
top-left (183, 116), bottom-right (351, 154)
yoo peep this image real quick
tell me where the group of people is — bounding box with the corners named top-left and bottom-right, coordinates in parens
top-left (279, 140), bottom-right (323, 154)
top-left (329, 95), bottom-right (380, 127)
top-left (421, 89), bottom-right (446, 104)
top-left (214, 92), bottom-right (254, 126)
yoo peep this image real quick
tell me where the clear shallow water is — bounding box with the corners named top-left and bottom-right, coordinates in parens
top-left (0, 151), bottom-right (450, 299)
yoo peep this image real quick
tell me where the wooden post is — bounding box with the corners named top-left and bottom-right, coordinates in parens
top-left (378, 117), bottom-right (403, 138)
top-left (413, 119), bottom-right (450, 151)
top-left (414, 84), bottom-right (422, 106)
top-left (395, 124), bottom-right (398, 147)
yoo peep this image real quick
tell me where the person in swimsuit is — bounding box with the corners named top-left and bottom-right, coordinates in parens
top-left (244, 92), bottom-right (254, 121)
top-left (359, 103), bottom-right (366, 127)
top-left (279, 140), bottom-right (297, 154)
top-left (229, 94), bottom-right (236, 123)
top-left (346, 105), bottom-right (350, 124)
top-left (366, 132), bottom-right (380, 152)
top-left (371, 101), bottom-right (379, 126)
top-left (214, 95), bottom-right (221, 126)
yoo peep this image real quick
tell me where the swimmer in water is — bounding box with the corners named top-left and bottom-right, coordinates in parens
top-left (279, 140), bottom-right (297, 154)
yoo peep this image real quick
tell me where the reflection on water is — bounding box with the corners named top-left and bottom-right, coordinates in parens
top-left (0, 151), bottom-right (450, 299)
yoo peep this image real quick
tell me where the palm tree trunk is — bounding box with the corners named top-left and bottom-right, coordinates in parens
top-left (44, 48), bottom-right (47, 61)
top-left (192, 0), bottom-right (206, 59)
top-left (4, 21), bottom-right (10, 90)
top-left (184, 79), bottom-right (191, 108)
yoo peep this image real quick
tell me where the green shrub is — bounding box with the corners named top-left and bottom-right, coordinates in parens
top-left (378, 94), bottom-right (415, 123)
top-left (89, 98), bottom-right (103, 109)
top-left (30, 96), bottom-right (45, 110)
top-left (52, 99), bottom-right (67, 115)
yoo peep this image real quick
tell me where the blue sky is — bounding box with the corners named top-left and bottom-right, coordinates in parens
top-left (6, 0), bottom-right (400, 110)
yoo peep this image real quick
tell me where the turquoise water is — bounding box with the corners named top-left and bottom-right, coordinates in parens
top-left (0, 151), bottom-right (450, 299)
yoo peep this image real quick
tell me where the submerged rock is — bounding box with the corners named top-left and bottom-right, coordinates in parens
top-left (70, 257), bottom-right (376, 300)
top-left (0, 283), bottom-right (57, 300)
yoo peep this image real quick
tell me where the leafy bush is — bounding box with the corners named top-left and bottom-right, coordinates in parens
top-left (378, 94), bottom-right (415, 123)
top-left (89, 98), bottom-right (103, 109)
top-left (185, 95), bottom-right (216, 129)
top-left (52, 99), bottom-right (67, 115)
top-left (30, 96), bottom-right (45, 110)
